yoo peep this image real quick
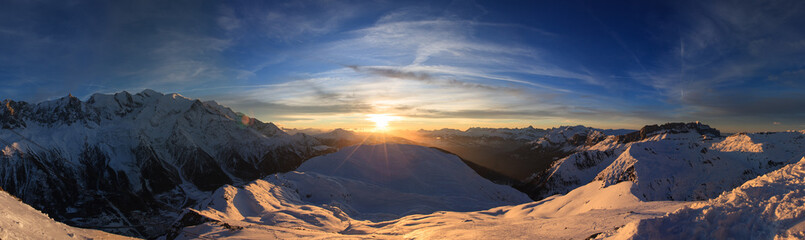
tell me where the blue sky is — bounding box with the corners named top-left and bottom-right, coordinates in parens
top-left (1, 0), bottom-right (804, 132)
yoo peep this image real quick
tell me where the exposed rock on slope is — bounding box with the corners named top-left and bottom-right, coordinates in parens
top-left (0, 188), bottom-right (138, 240)
top-left (614, 122), bottom-right (720, 143)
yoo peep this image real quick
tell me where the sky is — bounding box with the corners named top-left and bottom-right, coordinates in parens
top-left (1, 0), bottom-right (804, 132)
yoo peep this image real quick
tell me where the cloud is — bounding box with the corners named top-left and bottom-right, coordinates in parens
top-left (630, 1), bottom-right (805, 126)
top-left (346, 65), bottom-right (433, 81)
top-left (230, 0), bottom-right (381, 42)
top-left (217, 5), bottom-right (241, 32)
top-left (0, 1), bottom-right (246, 101)
top-left (188, 5), bottom-right (631, 127)
top-left (345, 65), bottom-right (522, 93)
top-left (327, 12), bottom-right (595, 86)
top-left (7, 1), bottom-right (801, 132)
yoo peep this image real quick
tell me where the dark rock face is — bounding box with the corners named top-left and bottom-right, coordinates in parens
top-left (615, 122), bottom-right (721, 143)
top-left (520, 149), bottom-right (617, 199)
top-left (1, 100), bottom-right (28, 129)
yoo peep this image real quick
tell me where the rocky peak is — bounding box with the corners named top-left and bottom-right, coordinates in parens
top-left (246, 118), bottom-right (287, 137)
top-left (1, 100), bottom-right (27, 129)
top-left (139, 89), bottom-right (164, 98)
top-left (615, 122), bottom-right (721, 143)
top-left (31, 94), bottom-right (98, 126)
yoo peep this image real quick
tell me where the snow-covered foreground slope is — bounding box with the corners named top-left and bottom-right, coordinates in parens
top-left (0, 189), bottom-right (137, 240)
top-left (170, 144), bottom-right (690, 239)
top-left (291, 144), bottom-right (530, 217)
top-left (602, 157), bottom-right (805, 240)
top-left (173, 180), bottom-right (689, 239)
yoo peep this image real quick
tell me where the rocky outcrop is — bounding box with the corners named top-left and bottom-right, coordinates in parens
top-left (615, 122), bottom-right (721, 144)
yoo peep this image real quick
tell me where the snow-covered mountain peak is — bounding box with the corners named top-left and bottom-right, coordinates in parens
top-left (0, 89), bottom-right (329, 238)
top-left (139, 88), bottom-right (165, 98)
top-left (533, 125), bottom-right (604, 147)
top-left (316, 128), bottom-right (356, 139)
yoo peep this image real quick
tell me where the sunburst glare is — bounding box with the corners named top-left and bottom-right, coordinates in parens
top-left (366, 114), bottom-right (400, 132)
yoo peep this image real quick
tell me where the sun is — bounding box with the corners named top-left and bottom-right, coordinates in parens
top-left (366, 114), bottom-right (399, 132)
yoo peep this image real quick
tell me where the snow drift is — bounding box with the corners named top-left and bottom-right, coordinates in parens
top-left (604, 157), bottom-right (805, 239)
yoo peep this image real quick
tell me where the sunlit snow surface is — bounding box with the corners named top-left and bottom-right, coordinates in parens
top-left (173, 144), bottom-right (690, 239)
top-left (600, 157), bottom-right (805, 240)
top-left (0, 190), bottom-right (136, 240)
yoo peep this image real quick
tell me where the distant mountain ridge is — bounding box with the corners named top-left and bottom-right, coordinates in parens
top-left (409, 125), bottom-right (636, 183)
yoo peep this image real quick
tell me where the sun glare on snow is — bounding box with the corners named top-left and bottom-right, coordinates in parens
top-left (367, 114), bottom-right (400, 132)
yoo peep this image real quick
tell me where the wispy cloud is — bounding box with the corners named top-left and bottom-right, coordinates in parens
top-left (195, 5), bottom-right (643, 129)
top-left (345, 65), bottom-right (522, 93)
top-left (230, 0), bottom-right (379, 42)
top-left (5, 1), bottom-right (802, 131)
top-left (626, 1), bottom-right (805, 129)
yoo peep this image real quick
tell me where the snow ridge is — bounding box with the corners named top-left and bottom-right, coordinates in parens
top-left (527, 123), bottom-right (805, 201)
top-left (608, 157), bottom-right (805, 239)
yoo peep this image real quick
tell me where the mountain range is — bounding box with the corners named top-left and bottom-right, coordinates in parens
top-left (0, 90), bottom-right (331, 237)
top-left (1, 90), bottom-right (804, 239)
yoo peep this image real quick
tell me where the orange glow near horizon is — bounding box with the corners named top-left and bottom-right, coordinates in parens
top-left (269, 113), bottom-right (653, 133)
top-left (366, 114), bottom-right (400, 132)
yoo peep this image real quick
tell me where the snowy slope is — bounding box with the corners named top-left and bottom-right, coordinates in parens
top-left (171, 143), bottom-right (533, 239)
top-left (527, 123), bottom-right (805, 201)
top-left (0, 189), bottom-right (138, 240)
top-left (602, 157), bottom-right (805, 239)
top-left (406, 125), bottom-right (633, 183)
top-left (0, 90), bottom-right (329, 238)
top-left (173, 179), bottom-right (689, 239)
top-left (170, 124), bottom-right (805, 239)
